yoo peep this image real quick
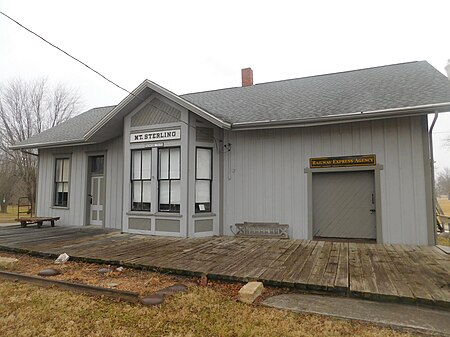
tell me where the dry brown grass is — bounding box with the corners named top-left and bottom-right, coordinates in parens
top-left (437, 197), bottom-right (450, 215)
top-left (437, 234), bottom-right (450, 246)
top-left (0, 281), bottom-right (415, 337)
top-left (0, 252), bottom-right (415, 337)
top-left (0, 205), bottom-right (29, 223)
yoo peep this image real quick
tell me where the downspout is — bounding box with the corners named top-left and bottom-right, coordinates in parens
top-left (429, 111), bottom-right (439, 245)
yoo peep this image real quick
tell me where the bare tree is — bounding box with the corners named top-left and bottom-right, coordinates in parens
top-left (0, 153), bottom-right (16, 213)
top-left (0, 78), bottom-right (82, 208)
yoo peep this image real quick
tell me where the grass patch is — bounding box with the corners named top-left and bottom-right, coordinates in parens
top-left (437, 197), bottom-right (450, 215)
top-left (437, 234), bottom-right (450, 246)
top-left (0, 280), bottom-right (414, 337)
top-left (0, 205), bottom-right (30, 223)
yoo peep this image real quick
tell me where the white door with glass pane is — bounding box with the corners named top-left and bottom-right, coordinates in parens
top-left (90, 176), bottom-right (104, 226)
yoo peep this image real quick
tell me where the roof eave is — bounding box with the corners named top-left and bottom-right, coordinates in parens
top-left (230, 102), bottom-right (450, 130)
top-left (9, 138), bottom-right (92, 150)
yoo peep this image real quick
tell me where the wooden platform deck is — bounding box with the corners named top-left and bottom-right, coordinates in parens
top-left (0, 225), bottom-right (449, 308)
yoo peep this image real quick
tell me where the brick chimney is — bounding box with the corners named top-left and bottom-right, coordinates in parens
top-left (241, 67), bottom-right (253, 87)
top-left (446, 59), bottom-right (450, 80)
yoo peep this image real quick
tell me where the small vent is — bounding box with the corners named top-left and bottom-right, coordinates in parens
top-left (196, 127), bottom-right (214, 143)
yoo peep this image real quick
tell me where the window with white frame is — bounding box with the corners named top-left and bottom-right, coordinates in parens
top-left (131, 149), bottom-right (152, 211)
top-left (54, 158), bottom-right (70, 207)
top-left (158, 147), bottom-right (181, 212)
top-left (195, 147), bottom-right (212, 213)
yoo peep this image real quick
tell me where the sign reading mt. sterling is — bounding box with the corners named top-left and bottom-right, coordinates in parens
top-left (310, 155), bottom-right (376, 168)
top-left (130, 129), bottom-right (181, 143)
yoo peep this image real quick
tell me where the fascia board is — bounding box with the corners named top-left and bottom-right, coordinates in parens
top-left (230, 102), bottom-right (450, 130)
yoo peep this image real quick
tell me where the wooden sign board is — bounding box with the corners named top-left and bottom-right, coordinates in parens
top-left (130, 129), bottom-right (180, 143)
top-left (310, 155), bottom-right (376, 168)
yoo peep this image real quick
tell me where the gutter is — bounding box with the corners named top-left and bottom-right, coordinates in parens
top-left (230, 102), bottom-right (450, 130)
top-left (429, 111), bottom-right (439, 245)
top-left (10, 139), bottom-right (96, 151)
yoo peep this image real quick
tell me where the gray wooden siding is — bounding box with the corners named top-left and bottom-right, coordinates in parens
top-left (130, 98), bottom-right (181, 127)
top-left (223, 116), bottom-right (429, 245)
top-left (187, 114), bottom-right (222, 237)
top-left (36, 136), bottom-right (124, 229)
top-left (122, 92), bottom-right (190, 237)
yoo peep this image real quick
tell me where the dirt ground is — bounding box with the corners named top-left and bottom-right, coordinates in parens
top-left (0, 251), bottom-right (287, 301)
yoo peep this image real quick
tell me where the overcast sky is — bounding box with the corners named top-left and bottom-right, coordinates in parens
top-left (1, 0), bottom-right (449, 170)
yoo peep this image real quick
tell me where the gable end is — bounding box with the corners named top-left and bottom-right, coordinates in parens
top-left (130, 98), bottom-right (182, 127)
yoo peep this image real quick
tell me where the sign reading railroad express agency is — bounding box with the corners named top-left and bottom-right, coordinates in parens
top-left (310, 155), bottom-right (376, 168)
top-left (130, 129), bottom-right (181, 143)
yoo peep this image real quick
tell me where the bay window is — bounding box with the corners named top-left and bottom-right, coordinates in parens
top-left (195, 147), bottom-right (212, 213)
top-left (131, 149), bottom-right (152, 211)
top-left (158, 147), bottom-right (181, 212)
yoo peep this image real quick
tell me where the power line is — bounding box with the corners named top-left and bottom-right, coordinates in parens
top-left (0, 10), bottom-right (197, 131)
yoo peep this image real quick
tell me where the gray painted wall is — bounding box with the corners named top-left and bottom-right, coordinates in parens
top-left (36, 136), bottom-right (124, 229)
top-left (222, 116), bottom-right (430, 245)
top-left (35, 107), bottom-right (431, 245)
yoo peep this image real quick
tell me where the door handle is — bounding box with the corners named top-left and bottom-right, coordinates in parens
top-left (88, 194), bottom-right (93, 204)
top-left (370, 209), bottom-right (376, 214)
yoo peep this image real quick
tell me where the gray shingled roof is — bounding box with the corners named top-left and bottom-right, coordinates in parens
top-left (13, 61), bottom-right (450, 148)
top-left (181, 61), bottom-right (450, 123)
top-left (15, 105), bottom-right (115, 148)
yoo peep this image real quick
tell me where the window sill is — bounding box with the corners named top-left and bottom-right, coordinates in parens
top-left (192, 212), bottom-right (216, 218)
top-left (154, 212), bottom-right (182, 218)
top-left (126, 211), bottom-right (183, 218)
top-left (127, 211), bottom-right (153, 216)
top-left (51, 206), bottom-right (69, 210)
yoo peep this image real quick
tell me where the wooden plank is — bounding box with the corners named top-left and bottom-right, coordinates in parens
top-left (320, 242), bottom-right (340, 290)
top-left (307, 241), bottom-right (333, 290)
top-left (365, 245), bottom-right (398, 297)
top-left (334, 242), bottom-right (349, 289)
top-left (272, 240), bottom-right (314, 285)
top-left (348, 242), bottom-right (365, 293)
top-left (286, 240), bottom-right (322, 286)
top-left (358, 244), bottom-right (379, 295)
top-left (259, 240), bottom-right (303, 282)
top-left (389, 244), bottom-right (436, 302)
top-left (0, 226), bottom-right (449, 308)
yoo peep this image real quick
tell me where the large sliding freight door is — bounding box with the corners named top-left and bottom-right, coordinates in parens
top-left (312, 171), bottom-right (376, 239)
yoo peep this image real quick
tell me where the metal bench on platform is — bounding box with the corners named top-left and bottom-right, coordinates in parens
top-left (231, 222), bottom-right (289, 239)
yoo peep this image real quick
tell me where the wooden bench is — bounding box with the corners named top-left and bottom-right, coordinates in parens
top-left (232, 222), bottom-right (289, 239)
top-left (15, 217), bottom-right (60, 228)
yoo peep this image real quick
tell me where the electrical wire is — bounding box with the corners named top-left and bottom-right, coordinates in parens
top-left (0, 10), bottom-right (198, 131)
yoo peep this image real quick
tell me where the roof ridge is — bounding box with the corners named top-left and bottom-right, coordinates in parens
top-left (88, 104), bottom-right (117, 110)
top-left (181, 61), bottom-right (423, 96)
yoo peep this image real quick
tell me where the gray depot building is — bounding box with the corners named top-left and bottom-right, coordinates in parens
top-left (12, 61), bottom-right (450, 245)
